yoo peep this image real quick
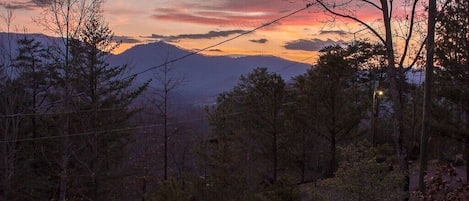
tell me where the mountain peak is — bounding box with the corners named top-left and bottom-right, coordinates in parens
top-left (118, 41), bottom-right (190, 59)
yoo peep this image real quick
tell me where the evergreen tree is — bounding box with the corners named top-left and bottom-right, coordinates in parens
top-left (291, 45), bottom-right (368, 177)
top-left (205, 67), bottom-right (288, 200)
top-left (64, 14), bottom-right (149, 200)
top-left (0, 76), bottom-right (30, 201)
top-left (8, 36), bottom-right (56, 201)
top-left (237, 67), bottom-right (286, 183)
top-left (205, 92), bottom-right (252, 201)
top-left (0, 36), bottom-right (55, 201)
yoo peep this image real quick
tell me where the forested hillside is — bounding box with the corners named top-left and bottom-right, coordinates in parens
top-left (1, 0), bottom-right (469, 201)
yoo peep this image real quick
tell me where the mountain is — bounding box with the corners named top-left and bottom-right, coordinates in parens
top-left (107, 41), bottom-right (311, 104)
top-left (0, 32), bottom-right (310, 105)
top-left (1, 32), bottom-right (427, 106)
top-left (0, 32), bottom-right (63, 54)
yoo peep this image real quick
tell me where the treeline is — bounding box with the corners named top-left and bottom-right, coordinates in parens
top-left (0, 1), bottom-right (150, 200)
top-left (1, 0), bottom-right (469, 201)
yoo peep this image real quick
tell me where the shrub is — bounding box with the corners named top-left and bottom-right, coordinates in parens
top-left (312, 141), bottom-right (405, 201)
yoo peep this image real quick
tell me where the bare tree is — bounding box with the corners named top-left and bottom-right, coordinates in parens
top-left (0, 9), bottom-right (23, 201)
top-left (150, 56), bottom-right (184, 180)
top-left (0, 79), bottom-right (28, 201)
top-left (34, 1), bottom-right (104, 200)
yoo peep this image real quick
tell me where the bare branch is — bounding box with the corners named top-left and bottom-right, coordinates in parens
top-left (316, 0), bottom-right (386, 44)
top-left (389, 0), bottom-right (394, 18)
top-left (362, 0), bottom-right (382, 10)
top-left (407, 36), bottom-right (427, 71)
top-left (399, 0), bottom-right (419, 68)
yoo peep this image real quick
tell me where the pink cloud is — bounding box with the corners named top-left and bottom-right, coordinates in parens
top-left (151, 1), bottom-right (319, 27)
top-left (149, 0), bottom-right (390, 34)
top-left (152, 13), bottom-right (229, 25)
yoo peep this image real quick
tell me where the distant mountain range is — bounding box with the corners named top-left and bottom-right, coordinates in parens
top-left (2, 32), bottom-right (423, 106)
top-left (0, 32), bottom-right (311, 105)
top-left (107, 41), bottom-right (311, 104)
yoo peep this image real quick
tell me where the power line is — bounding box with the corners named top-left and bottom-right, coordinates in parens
top-left (1, 4), bottom-right (313, 119)
top-left (0, 4), bottom-right (314, 143)
top-left (0, 116), bottom-right (208, 143)
top-left (0, 99), bottom-right (302, 143)
top-left (123, 4), bottom-right (313, 81)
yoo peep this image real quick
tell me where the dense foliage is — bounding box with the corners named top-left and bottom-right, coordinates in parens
top-left (1, 0), bottom-right (469, 200)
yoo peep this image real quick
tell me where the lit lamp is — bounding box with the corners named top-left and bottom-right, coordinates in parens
top-left (371, 90), bottom-right (384, 146)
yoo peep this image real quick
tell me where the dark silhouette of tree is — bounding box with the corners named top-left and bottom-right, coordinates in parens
top-left (418, 0), bottom-right (437, 192)
top-left (237, 67), bottom-right (286, 183)
top-left (312, 0), bottom-right (428, 192)
top-left (150, 58), bottom-right (183, 181)
top-left (205, 67), bottom-right (288, 200)
top-left (35, 1), bottom-right (104, 199)
top-left (291, 45), bottom-right (368, 177)
top-left (65, 14), bottom-right (148, 200)
top-left (433, 0), bottom-right (469, 184)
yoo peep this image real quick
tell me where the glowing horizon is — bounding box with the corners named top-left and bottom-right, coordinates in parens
top-left (0, 0), bottom-right (393, 64)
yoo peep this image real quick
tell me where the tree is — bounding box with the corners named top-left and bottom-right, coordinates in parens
top-left (205, 92), bottom-right (253, 201)
top-left (237, 67), bottom-right (286, 183)
top-left (64, 13), bottom-right (148, 200)
top-left (291, 45), bottom-right (368, 177)
top-left (419, 0), bottom-right (437, 192)
top-left (0, 18), bottom-right (55, 200)
top-left (150, 58), bottom-right (183, 181)
top-left (13, 37), bottom-right (52, 139)
top-left (205, 67), bottom-right (288, 200)
top-left (0, 76), bottom-right (30, 201)
top-left (311, 0), bottom-right (428, 192)
top-left (3, 36), bottom-right (56, 201)
top-left (283, 97), bottom-right (319, 183)
top-left (433, 0), bottom-right (469, 183)
top-left (35, 1), bottom-right (104, 200)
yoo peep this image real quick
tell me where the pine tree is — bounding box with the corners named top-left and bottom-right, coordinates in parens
top-left (64, 14), bottom-right (149, 200)
top-left (291, 45), bottom-right (368, 177)
top-left (205, 67), bottom-right (288, 200)
top-left (8, 36), bottom-right (55, 201)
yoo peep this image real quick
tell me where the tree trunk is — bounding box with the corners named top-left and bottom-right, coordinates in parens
top-left (301, 133), bottom-right (306, 182)
top-left (419, 0), bottom-right (436, 192)
top-left (381, 0), bottom-right (410, 195)
top-left (465, 137), bottom-right (469, 183)
top-left (328, 135), bottom-right (336, 178)
top-left (273, 130), bottom-right (277, 183)
top-left (59, 120), bottom-right (69, 201)
top-left (164, 92), bottom-right (168, 181)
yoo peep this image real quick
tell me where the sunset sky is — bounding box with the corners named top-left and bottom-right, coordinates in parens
top-left (0, 0), bottom-right (389, 63)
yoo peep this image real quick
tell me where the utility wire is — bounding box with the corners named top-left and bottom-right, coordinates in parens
top-left (0, 4), bottom-right (314, 142)
top-left (0, 117), bottom-right (208, 143)
top-left (0, 112), bottom-right (232, 143)
top-left (122, 3), bottom-right (314, 81)
top-left (0, 99), bottom-right (301, 143)
top-left (1, 4), bottom-right (313, 119)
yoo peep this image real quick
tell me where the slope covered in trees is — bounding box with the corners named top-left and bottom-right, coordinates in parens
top-left (1, 0), bottom-right (469, 200)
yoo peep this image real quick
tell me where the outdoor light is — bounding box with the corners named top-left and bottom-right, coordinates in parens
top-left (371, 89), bottom-right (384, 146)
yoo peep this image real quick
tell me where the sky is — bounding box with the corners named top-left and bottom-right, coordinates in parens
top-left (0, 0), bottom-right (387, 63)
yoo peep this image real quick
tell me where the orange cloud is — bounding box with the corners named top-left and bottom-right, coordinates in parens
top-left (150, 1), bottom-right (323, 28)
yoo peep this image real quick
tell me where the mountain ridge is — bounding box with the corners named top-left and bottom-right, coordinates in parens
top-left (0, 32), bottom-right (311, 104)
top-left (107, 41), bottom-right (311, 104)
